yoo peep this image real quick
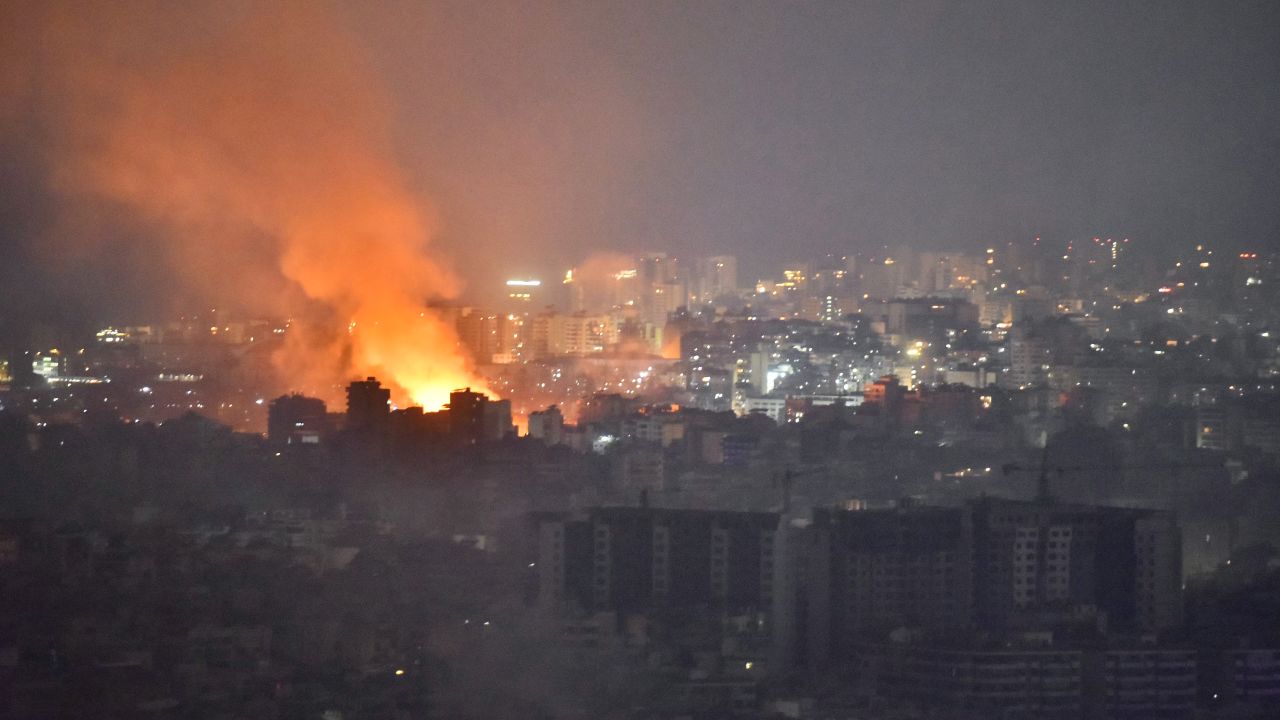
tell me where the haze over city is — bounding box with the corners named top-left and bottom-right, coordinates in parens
top-left (4, 1), bottom-right (1279, 311)
top-left (1, 2), bottom-right (1279, 719)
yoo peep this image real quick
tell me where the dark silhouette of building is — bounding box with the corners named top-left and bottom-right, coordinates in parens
top-left (860, 375), bottom-right (905, 427)
top-left (882, 297), bottom-right (979, 341)
top-left (855, 643), bottom-right (1200, 719)
top-left (537, 507), bottom-right (780, 615)
top-left (483, 398), bottom-right (514, 442)
top-left (808, 503), bottom-right (974, 659)
top-left (448, 388), bottom-right (486, 443)
top-left (790, 497), bottom-right (1183, 667)
top-left (345, 377), bottom-right (390, 431)
top-left (387, 406), bottom-right (450, 444)
top-left (968, 496), bottom-right (1182, 634)
top-left (267, 394), bottom-right (328, 446)
top-left (444, 388), bottom-right (513, 444)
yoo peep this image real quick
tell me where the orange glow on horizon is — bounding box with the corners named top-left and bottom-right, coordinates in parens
top-left (337, 306), bottom-right (492, 411)
top-left (12, 1), bottom-right (494, 410)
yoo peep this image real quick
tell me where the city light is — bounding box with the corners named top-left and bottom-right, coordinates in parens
top-left (0, 5), bottom-right (1275, 716)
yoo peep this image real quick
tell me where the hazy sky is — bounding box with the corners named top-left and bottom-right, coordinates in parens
top-left (353, 1), bottom-right (1280, 283)
top-left (2, 0), bottom-right (1278, 328)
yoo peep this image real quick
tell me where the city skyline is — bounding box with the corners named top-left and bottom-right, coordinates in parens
top-left (3, 1), bottom-right (1279, 328)
top-left (1, 3), bottom-right (1279, 718)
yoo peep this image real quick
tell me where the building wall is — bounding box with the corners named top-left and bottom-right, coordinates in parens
top-left (1134, 514), bottom-right (1184, 632)
top-left (1101, 649), bottom-right (1197, 718)
top-left (537, 508), bottom-right (780, 617)
top-left (794, 498), bottom-right (1184, 665)
top-left (805, 506), bottom-right (973, 663)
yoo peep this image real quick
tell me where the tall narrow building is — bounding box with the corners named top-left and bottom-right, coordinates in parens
top-left (345, 377), bottom-right (390, 431)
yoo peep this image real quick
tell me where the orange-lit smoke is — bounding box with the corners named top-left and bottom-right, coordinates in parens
top-left (568, 252), bottom-right (636, 311)
top-left (2, 1), bottom-right (487, 408)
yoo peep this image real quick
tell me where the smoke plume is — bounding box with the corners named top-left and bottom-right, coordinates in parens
top-left (569, 252), bottom-right (637, 311)
top-left (1, 0), bottom-right (488, 408)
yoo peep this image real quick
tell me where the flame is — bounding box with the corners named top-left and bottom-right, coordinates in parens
top-left (7, 1), bottom-right (490, 409)
top-left (511, 412), bottom-right (529, 437)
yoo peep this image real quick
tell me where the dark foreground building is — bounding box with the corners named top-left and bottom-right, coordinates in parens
top-left (266, 394), bottom-right (328, 446)
top-left (792, 497), bottom-right (1183, 667)
top-left (536, 506), bottom-right (780, 615)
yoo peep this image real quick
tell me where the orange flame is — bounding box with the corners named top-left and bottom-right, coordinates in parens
top-left (8, 2), bottom-right (490, 409)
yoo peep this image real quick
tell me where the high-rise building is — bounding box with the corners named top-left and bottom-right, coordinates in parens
top-left (537, 507), bottom-right (780, 615)
top-left (31, 351), bottom-right (62, 379)
top-left (969, 497), bottom-right (1182, 633)
top-left (447, 387), bottom-right (513, 444)
top-left (882, 298), bottom-right (979, 343)
top-left (527, 405), bottom-right (565, 445)
top-left (637, 253), bottom-right (685, 333)
top-left (504, 278), bottom-right (543, 309)
top-left (857, 257), bottom-right (905, 300)
top-left (789, 497), bottom-right (1183, 667)
top-left (455, 308), bottom-right (516, 365)
top-left (527, 311), bottom-right (619, 359)
top-left (561, 267), bottom-right (586, 312)
top-left (1007, 328), bottom-right (1053, 388)
top-left (690, 255), bottom-right (738, 305)
top-left (345, 377), bottom-right (390, 431)
top-left (267, 394), bottom-right (328, 446)
top-left (916, 251), bottom-right (985, 293)
top-left (800, 504), bottom-right (974, 664)
top-left (448, 387), bottom-right (487, 444)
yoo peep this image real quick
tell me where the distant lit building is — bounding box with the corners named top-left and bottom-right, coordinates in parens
top-left (504, 278), bottom-right (543, 312)
top-left (637, 253), bottom-right (684, 336)
top-left (690, 255), bottom-right (739, 305)
top-left (880, 297), bottom-right (979, 346)
top-left (31, 351), bottom-right (62, 379)
top-left (527, 311), bottom-right (618, 359)
top-left (1196, 400), bottom-right (1280, 458)
top-left (94, 327), bottom-right (131, 343)
top-left (1007, 330), bottom-right (1052, 388)
top-left (858, 257), bottom-right (906, 300)
top-left (861, 375), bottom-right (905, 415)
top-left (743, 396), bottom-right (787, 425)
top-left (456, 308), bottom-right (517, 365)
top-left (969, 496), bottom-right (1183, 634)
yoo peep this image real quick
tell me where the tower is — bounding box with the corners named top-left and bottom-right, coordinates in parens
top-left (346, 377), bottom-right (390, 431)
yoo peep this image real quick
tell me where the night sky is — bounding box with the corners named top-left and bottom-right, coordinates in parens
top-left (2, 0), bottom-right (1278, 333)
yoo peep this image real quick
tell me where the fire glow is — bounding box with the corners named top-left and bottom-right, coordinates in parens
top-left (9, 2), bottom-right (490, 410)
